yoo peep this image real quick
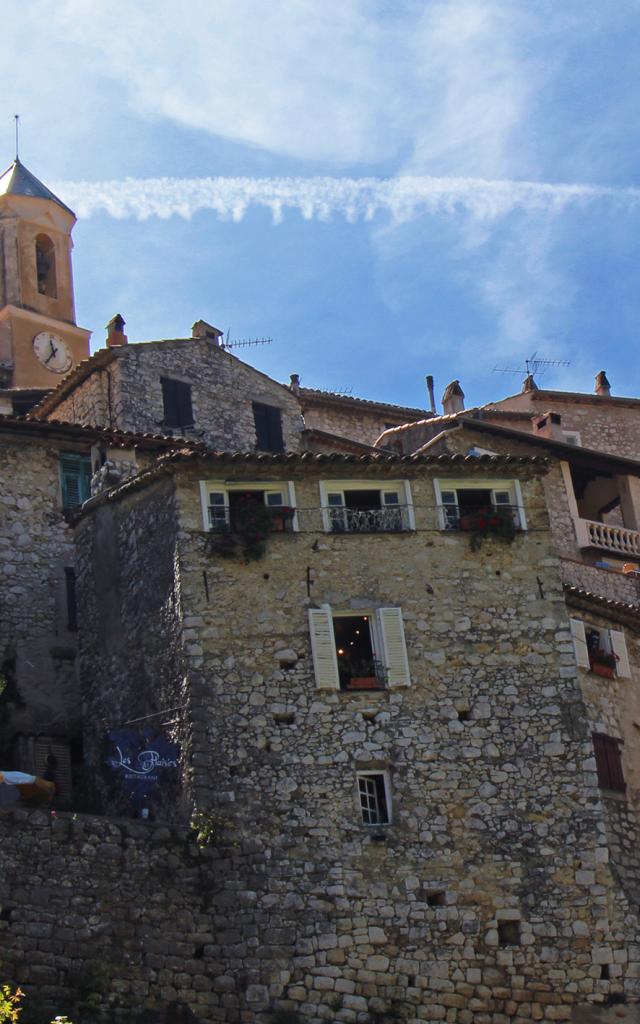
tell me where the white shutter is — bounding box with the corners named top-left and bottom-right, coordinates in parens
top-left (610, 629), bottom-right (631, 679)
top-left (377, 607), bottom-right (411, 687)
top-left (308, 608), bottom-right (340, 689)
top-left (570, 618), bottom-right (590, 669)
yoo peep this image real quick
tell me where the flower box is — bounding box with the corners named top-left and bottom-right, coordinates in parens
top-left (346, 677), bottom-right (379, 690)
top-left (590, 661), bottom-right (615, 679)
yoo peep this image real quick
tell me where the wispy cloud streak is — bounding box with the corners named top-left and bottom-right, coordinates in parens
top-left (54, 175), bottom-right (640, 224)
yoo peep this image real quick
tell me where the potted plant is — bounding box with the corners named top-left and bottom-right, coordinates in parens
top-left (269, 505), bottom-right (296, 533)
top-left (589, 649), bottom-right (618, 679)
top-left (345, 658), bottom-right (385, 690)
top-left (463, 506), bottom-right (517, 551)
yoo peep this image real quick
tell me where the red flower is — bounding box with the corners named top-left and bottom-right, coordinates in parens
top-left (477, 517), bottom-right (487, 529)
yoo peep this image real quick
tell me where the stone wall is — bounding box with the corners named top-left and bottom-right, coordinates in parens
top-left (66, 457), bottom-right (640, 1020)
top-left (299, 395), bottom-right (426, 448)
top-left (0, 430), bottom-right (80, 758)
top-left (486, 394), bottom-right (640, 461)
top-left (49, 339), bottom-right (305, 453)
top-left (74, 475), bottom-right (189, 819)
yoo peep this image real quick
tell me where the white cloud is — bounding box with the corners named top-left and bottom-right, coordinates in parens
top-left (54, 174), bottom-right (640, 224)
top-left (32, 0), bottom-right (539, 172)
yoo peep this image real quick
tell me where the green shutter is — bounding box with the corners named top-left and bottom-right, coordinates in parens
top-left (60, 454), bottom-right (92, 509)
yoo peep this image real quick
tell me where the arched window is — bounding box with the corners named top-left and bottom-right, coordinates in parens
top-left (35, 234), bottom-right (57, 298)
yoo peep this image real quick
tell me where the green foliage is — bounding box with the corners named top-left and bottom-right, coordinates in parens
top-left (460, 507), bottom-right (517, 552)
top-left (0, 984), bottom-right (22, 1023)
top-left (206, 494), bottom-right (294, 562)
top-left (190, 810), bottom-right (238, 847)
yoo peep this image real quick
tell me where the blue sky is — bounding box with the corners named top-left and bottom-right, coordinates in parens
top-left (2, 0), bottom-right (640, 411)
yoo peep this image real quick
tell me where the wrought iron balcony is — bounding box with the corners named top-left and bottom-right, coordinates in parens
top-left (327, 505), bottom-right (411, 533)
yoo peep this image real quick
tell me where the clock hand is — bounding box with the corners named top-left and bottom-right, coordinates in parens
top-left (49, 340), bottom-right (59, 357)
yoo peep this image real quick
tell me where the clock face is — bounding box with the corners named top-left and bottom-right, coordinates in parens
top-left (33, 332), bottom-right (73, 374)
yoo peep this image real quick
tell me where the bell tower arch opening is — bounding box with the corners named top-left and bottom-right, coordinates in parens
top-left (35, 234), bottom-right (57, 298)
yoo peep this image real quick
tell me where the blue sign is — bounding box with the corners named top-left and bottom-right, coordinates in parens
top-left (105, 727), bottom-right (180, 806)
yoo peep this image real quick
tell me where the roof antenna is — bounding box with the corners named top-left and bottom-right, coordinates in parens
top-left (14, 114), bottom-right (19, 161)
top-left (493, 350), bottom-right (570, 389)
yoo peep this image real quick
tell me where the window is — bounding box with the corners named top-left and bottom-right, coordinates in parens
top-left (161, 377), bottom-right (194, 428)
top-left (570, 619), bottom-right (631, 678)
top-left (65, 567), bottom-right (77, 632)
top-left (320, 480), bottom-right (414, 533)
top-left (253, 402), bottom-right (284, 454)
top-left (592, 733), bottom-right (626, 793)
top-left (60, 453), bottom-right (92, 509)
top-left (308, 606), bottom-right (410, 689)
top-left (200, 481), bottom-right (297, 532)
top-left (434, 479), bottom-right (525, 531)
top-left (357, 771), bottom-right (390, 825)
top-left (563, 431), bottom-right (582, 447)
top-left (35, 234), bottom-right (57, 297)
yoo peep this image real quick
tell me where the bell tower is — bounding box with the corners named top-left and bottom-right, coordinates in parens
top-left (0, 158), bottom-right (91, 391)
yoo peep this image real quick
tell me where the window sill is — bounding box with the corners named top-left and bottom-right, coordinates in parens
top-left (599, 788), bottom-right (627, 802)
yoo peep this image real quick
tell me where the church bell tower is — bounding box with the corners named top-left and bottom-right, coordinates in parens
top-left (0, 158), bottom-right (91, 392)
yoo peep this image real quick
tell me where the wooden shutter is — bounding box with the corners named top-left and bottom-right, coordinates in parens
top-left (65, 567), bottom-right (77, 631)
top-left (308, 608), bottom-right (340, 689)
top-left (570, 618), bottom-right (590, 669)
top-left (253, 402), bottom-right (284, 453)
top-left (592, 733), bottom-right (626, 793)
top-left (60, 454), bottom-right (92, 509)
top-left (609, 630), bottom-right (631, 679)
top-left (377, 607), bottom-right (410, 686)
top-left (162, 378), bottom-right (193, 427)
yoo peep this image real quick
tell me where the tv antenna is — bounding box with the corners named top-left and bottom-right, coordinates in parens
top-left (220, 328), bottom-right (272, 351)
top-left (14, 114), bottom-right (20, 160)
top-left (493, 351), bottom-right (570, 384)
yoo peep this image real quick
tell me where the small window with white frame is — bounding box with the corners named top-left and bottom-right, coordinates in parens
top-left (319, 480), bottom-right (414, 534)
top-left (357, 770), bottom-right (391, 825)
top-left (570, 618), bottom-right (631, 679)
top-left (434, 479), bottom-right (526, 531)
top-left (562, 431), bottom-right (582, 447)
top-left (199, 481), bottom-right (297, 533)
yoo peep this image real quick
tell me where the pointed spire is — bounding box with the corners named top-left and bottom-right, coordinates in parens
top-left (0, 158), bottom-right (74, 216)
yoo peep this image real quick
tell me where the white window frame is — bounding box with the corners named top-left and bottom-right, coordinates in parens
top-left (356, 770), bottom-right (392, 826)
top-left (570, 618), bottom-right (631, 678)
top-left (319, 479), bottom-right (415, 533)
top-left (199, 480), bottom-right (298, 531)
top-left (308, 605), bottom-right (411, 689)
top-left (433, 478), bottom-right (527, 531)
top-left (563, 431), bottom-right (582, 447)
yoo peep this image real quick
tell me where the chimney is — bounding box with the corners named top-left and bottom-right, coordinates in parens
top-left (192, 320), bottom-right (223, 345)
top-left (106, 314), bottom-right (127, 347)
top-left (522, 373), bottom-right (538, 393)
top-left (595, 370), bottom-right (611, 397)
top-left (289, 373), bottom-right (301, 394)
top-left (532, 411), bottom-right (564, 441)
top-left (426, 375), bottom-right (436, 414)
top-left (441, 380), bottom-right (465, 416)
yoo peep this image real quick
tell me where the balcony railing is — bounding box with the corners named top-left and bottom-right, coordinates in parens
top-left (327, 505), bottom-right (411, 533)
top-left (575, 518), bottom-right (640, 556)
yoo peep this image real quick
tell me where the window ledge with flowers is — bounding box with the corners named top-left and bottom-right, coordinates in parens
top-left (458, 506), bottom-right (518, 552)
top-left (588, 649), bottom-right (619, 679)
top-left (206, 494), bottom-right (296, 562)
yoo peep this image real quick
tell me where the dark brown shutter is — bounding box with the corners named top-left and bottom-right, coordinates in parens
top-left (253, 402), bottom-right (284, 453)
top-left (592, 733), bottom-right (626, 793)
top-left (65, 567), bottom-right (77, 632)
top-left (161, 378), bottom-right (193, 428)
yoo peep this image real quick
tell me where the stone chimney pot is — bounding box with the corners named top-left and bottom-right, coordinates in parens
top-left (289, 373), bottom-right (301, 394)
top-left (441, 380), bottom-right (465, 416)
top-left (595, 370), bottom-right (611, 397)
top-left (192, 320), bottom-right (223, 345)
top-left (106, 314), bottom-right (127, 348)
top-left (426, 375), bottom-right (436, 414)
top-left (532, 411), bottom-right (564, 441)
